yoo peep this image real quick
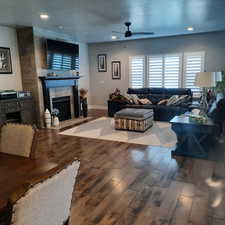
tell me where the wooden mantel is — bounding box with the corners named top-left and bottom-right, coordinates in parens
top-left (39, 76), bottom-right (81, 117)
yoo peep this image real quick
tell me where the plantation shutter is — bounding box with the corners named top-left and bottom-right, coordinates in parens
top-left (148, 56), bottom-right (163, 88)
top-left (129, 56), bottom-right (145, 88)
top-left (183, 52), bottom-right (205, 96)
top-left (164, 55), bottom-right (181, 88)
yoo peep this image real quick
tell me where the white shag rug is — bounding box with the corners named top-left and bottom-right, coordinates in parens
top-left (60, 117), bottom-right (177, 147)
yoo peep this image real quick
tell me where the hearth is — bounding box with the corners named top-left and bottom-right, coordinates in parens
top-left (52, 96), bottom-right (71, 121)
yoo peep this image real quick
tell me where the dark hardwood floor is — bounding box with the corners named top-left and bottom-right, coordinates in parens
top-left (36, 109), bottom-right (225, 225)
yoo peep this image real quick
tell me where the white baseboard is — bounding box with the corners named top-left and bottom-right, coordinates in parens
top-left (89, 105), bottom-right (107, 110)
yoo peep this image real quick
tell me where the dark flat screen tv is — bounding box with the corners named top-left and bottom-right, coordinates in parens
top-left (46, 39), bottom-right (79, 71)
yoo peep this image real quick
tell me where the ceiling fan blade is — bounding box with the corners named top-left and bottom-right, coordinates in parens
top-left (132, 32), bottom-right (154, 35)
top-left (112, 31), bottom-right (124, 34)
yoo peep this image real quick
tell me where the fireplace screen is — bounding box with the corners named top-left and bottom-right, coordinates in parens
top-left (52, 96), bottom-right (71, 121)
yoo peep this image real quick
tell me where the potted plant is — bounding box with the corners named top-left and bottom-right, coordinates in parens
top-left (52, 108), bottom-right (60, 127)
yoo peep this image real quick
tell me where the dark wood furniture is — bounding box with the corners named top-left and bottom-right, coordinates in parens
top-left (6, 158), bottom-right (78, 225)
top-left (0, 153), bottom-right (77, 224)
top-left (0, 153), bottom-right (58, 212)
top-left (170, 115), bottom-right (216, 159)
top-left (0, 97), bottom-right (35, 127)
top-left (39, 76), bottom-right (81, 118)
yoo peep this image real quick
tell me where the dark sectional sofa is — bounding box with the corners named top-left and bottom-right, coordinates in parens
top-left (108, 88), bottom-right (193, 121)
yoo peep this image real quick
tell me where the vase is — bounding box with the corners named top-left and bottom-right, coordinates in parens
top-left (53, 116), bottom-right (60, 127)
top-left (44, 109), bottom-right (51, 128)
top-left (81, 98), bottom-right (88, 117)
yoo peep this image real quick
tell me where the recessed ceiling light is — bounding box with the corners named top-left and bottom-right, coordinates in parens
top-left (187, 26), bottom-right (194, 31)
top-left (40, 13), bottom-right (49, 20)
top-left (112, 35), bottom-right (117, 40)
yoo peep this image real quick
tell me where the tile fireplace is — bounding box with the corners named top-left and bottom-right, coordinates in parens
top-left (39, 76), bottom-right (81, 120)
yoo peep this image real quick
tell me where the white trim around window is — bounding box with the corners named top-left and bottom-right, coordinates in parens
top-left (129, 51), bottom-right (205, 93)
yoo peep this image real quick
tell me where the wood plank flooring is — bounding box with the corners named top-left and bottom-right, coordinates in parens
top-left (36, 110), bottom-right (225, 225)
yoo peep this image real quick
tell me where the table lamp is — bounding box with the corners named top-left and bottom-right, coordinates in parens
top-left (195, 72), bottom-right (222, 114)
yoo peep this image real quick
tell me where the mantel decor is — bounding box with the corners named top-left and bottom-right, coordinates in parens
top-left (0, 47), bottom-right (12, 74)
top-left (98, 54), bottom-right (107, 72)
top-left (39, 76), bottom-right (81, 118)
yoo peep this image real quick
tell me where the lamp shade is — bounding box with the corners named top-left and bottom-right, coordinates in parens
top-left (195, 72), bottom-right (222, 88)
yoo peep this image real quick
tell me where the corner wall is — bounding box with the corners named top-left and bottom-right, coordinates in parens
top-left (0, 26), bottom-right (22, 91)
top-left (88, 31), bottom-right (225, 106)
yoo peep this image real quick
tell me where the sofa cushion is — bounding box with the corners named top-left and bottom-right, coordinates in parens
top-left (115, 108), bottom-right (153, 120)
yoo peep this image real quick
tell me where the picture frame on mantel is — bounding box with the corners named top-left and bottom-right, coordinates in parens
top-left (97, 54), bottom-right (107, 72)
top-left (0, 47), bottom-right (12, 74)
top-left (112, 61), bottom-right (121, 80)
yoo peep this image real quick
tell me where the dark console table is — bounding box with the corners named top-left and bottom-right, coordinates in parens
top-left (0, 97), bottom-right (35, 127)
top-left (170, 115), bottom-right (216, 159)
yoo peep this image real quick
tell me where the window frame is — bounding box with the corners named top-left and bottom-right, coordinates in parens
top-left (129, 56), bottom-right (146, 88)
top-left (129, 52), bottom-right (205, 91)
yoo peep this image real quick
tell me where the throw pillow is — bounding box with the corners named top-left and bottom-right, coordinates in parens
top-left (166, 95), bottom-right (179, 106)
top-left (124, 94), bottom-right (134, 104)
top-left (130, 94), bottom-right (140, 105)
top-left (139, 98), bottom-right (152, 105)
top-left (158, 99), bottom-right (168, 105)
top-left (175, 95), bottom-right (189, 105)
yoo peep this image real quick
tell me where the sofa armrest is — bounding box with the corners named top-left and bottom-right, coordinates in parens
top-left (108, 100), bottom-right (127, 117)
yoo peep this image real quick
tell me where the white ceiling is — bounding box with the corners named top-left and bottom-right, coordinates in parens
top-left (0, 0), bottom-right (225, 43)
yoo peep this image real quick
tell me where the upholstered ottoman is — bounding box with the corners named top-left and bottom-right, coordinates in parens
top-left (114, 108), bottom-right (154, 132)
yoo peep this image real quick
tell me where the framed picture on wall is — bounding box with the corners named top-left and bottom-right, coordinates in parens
top-left (112, 61), bottom-right (121, 80)
top-left (0, 47), bottom-right (12, 74)
top-left (97, 54), bottom-right (107, 72)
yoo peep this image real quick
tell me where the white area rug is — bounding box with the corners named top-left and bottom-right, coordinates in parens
top-left (60, 117), bottom-right (177, 147)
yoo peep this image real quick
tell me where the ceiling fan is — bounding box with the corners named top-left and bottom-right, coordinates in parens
top-left (113, 22), bottom-right (154, 38)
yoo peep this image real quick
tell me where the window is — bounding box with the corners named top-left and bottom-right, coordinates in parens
top-left (183, 52), bottom-right (205, 96)
top-left (148, 55), bottom-right (181, 88)
top-left (129, 52), bottom-right (205, 92)
top-left (164, 55), bottom-right (180, 88)
top-left (148, 56), bottom-right (163, 88)
top-left (129, 56), bottom-right (145, 88)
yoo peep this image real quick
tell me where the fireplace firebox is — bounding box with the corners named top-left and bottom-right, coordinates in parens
top-left (52, 96), bottom-right (71, 121)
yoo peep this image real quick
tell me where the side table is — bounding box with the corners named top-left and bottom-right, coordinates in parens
top-left (170, 115), bottom-right (216, 159)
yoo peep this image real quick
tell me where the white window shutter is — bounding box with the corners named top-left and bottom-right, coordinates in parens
top-left (183, 52), bottom-right (205, 96)
top-left (164, 55), bottom-right (181, 88)
top-left (148, 56), bottom-right (163, 88)
top-left (129, 56), bottom-right (145, 88)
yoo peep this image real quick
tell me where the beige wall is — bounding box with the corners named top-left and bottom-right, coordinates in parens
top-left (88, 31), bottom-right (225, 106)
top-left (0, 26), bottom-right (22, 91)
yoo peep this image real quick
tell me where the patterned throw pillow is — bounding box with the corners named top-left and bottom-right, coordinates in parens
top-left (124, 94), bottom-right (142, 104)
top-left (167, 95), bottom-right (190, 106)
top-left (157, 99), bottom-right (168, 105)
top-left (124, 94), bottom-right (134, 104)
top-left (138, 98), bottom-right (152, 105)
top-left (166, 95), bottom-right (179, 106)
top-left (130, 94), bottom-right (140, 104)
